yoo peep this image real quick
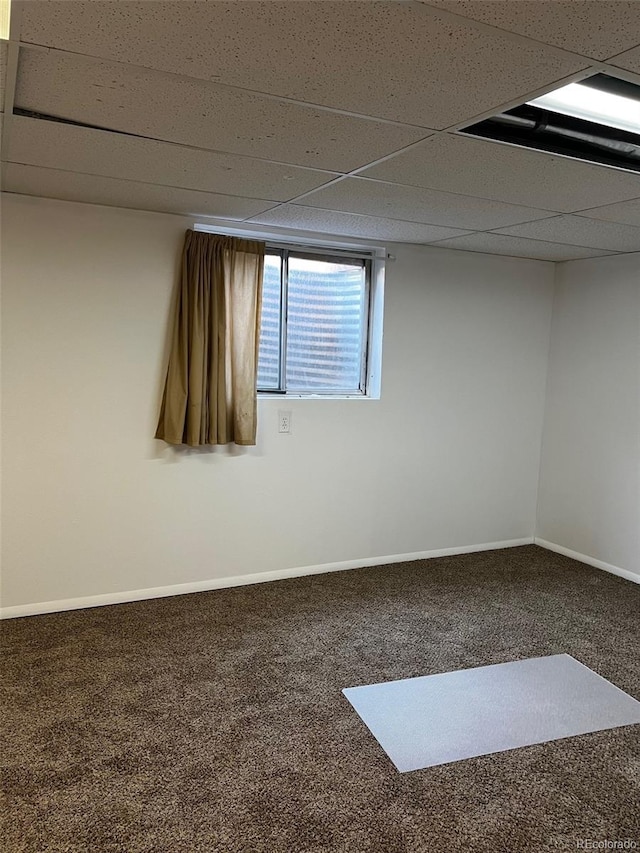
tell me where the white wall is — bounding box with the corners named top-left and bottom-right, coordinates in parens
top-left (537, 253), bottom-right (640, 581)
top-left (1, 194), bottom-right (555, 612)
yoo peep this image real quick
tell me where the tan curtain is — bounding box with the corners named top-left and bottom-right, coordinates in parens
top-left (155, 230), bottom-right (265, 447)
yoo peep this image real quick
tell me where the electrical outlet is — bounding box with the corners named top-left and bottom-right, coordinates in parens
top-left (278, 410), bottom-right (292, 434)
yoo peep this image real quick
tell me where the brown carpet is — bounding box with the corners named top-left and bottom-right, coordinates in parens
top-left (1, 545), bottom-right (639, 852)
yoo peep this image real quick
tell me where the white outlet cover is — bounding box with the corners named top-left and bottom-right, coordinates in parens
top-left (278, 410), bottom-right (292, 433)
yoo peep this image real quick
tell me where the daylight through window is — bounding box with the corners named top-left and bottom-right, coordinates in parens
top-left (257, 249), bottom-right (372, 395)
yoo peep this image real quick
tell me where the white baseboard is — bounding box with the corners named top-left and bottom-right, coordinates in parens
top-left (0, 537), bottom-right (533, 620)
top-left (534, 538), bottom-right (640, 585)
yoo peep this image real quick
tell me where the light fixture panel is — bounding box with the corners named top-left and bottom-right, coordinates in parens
top-left (528, 81), bottom-right (640, 136)
top-left (0, 0), bottom-right (10, 40)
top-left (460, 73), bottom-right (640, 173)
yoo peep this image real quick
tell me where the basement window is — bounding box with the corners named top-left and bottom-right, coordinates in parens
top-left (257, 246), bottom-right (380, 397)
top-left (194, 224), bottom-right (385, 399)
top-left (461, 73), bottom-right (640, 172)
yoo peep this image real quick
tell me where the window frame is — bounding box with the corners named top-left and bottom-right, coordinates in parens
top-left (193, 222), bottom-right (386, 401)
top-left (258, 242), bottom-right (374, 398)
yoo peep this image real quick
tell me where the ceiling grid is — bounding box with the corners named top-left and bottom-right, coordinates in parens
top-left (1, 0), bottom-right (640, 261)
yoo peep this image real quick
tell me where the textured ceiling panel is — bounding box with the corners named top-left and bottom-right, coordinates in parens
top-left (19, 1), bottom-right (587, 128)
top-left (15, 49), bottom-right (427, 172)
top-left (579, 198), bottom-right (640, 229)
top-left (248, 204), bottom-right (472, 243)
top-left (1, 164), bottom-right (276, 220)
top-left (608, 45), bottom-right (640, 75)
top-left (423, 1), bottom-right (640, 61)
top-left (429, 232), bottom-right (614, 262)
top-left (5, 116), bottom-right (338, 201)
top-left (360, 134), bottom-right (640, 213)
top-left (301, 178), bottom-right (555, 231)
top-left (495, 215), bottom-right (640, 253)
top-left (9, 3), bottom-right (640, 261)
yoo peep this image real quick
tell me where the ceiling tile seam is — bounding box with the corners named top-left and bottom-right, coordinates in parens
top-left (274, 195), bottom-right (640, 246)
top-left (413, 0), bottom-right (640, 66)
top-left (10, 158), bottom-right (635, 245)
top-left (487, 210), bottom-right (640, 235)
top-left (293, 172), bottom-right (561, 217)
top-left (240, 203), bottom-right (284, 219)
top-left (442, 65), bottom-right (600, 133)
top-left (20, 0), bottom-right (604, 80)
top-left (347, 133), bottom-right (441, 178)
top-left (272, 175), bottom-right (351, 207)
top-left (239, 202), bottom-right (284, 223)
top-left (567, 208), bottom-right (640, 228)
top-left (16, 41), bottom-right (440, 133)
top-left (0, 188), bottom-right (266, 223)
top-left (427, 236), bottom-right (622, 257)
top-left (426, 242), bottom-right (596, 263)
top-left (347, 128), bottom-right (640, 193)
top-left (446, 128), bottom-right (640, 180)
top-left (16, 20), bottom-right (639, 134)
top-left (314, 131), bottom-right (436, 178)
top-left (595, 61), bottom-right (640, 87)
top-left (438, 127), bottom-right (640, 184)
top-left (6, 185), bottom-right (633, 258)
top-left (0, 159), bottom-right (311, 206)
top-left (7, 114), bottom-right (347, 179)
top-left (570, 212), bottom-right (640, 232)
top-left (246, 201), bottom-right (478, 235)
top-left (16, 38), bottom-right (610, 135)
top-left (283, 199), bottom-right (559, 233)
top-left (483, 226), bottom-right (634, 254)
top-left (603, 44), bottom-right (640, 62)
top-left (413, 0), bottom-right (601, 62)
top-left (480, 210), bottom-right (640, 239)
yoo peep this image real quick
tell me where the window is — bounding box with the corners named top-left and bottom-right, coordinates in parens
top-left (257, 247), bottom-right (374, 396)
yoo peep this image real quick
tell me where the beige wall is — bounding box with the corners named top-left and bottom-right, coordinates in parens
top-left (537, 253), bottom-right (640, 580)
top-left (1, 194), bottom-right (555, 612)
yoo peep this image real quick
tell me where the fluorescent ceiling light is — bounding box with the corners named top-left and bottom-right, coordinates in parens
top-left (528, 80), bottom-right (640, 135)
top-left (0, 0), bottom-right (10, 40)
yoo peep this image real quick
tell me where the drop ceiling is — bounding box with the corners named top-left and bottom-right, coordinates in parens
top-left (2, 0), bottom-right (640, 261)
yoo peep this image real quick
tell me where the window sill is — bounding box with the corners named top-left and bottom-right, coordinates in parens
top-left (257, 393), bottom-right (379, 401)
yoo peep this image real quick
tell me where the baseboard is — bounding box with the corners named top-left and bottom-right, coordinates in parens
top-left (534, 538), bottom-right (639, 585)
top-left (0, 537), bottom-right (534, 619)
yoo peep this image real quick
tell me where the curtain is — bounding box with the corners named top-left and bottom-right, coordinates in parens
top-left (155, 230), bottom-right (265, 447)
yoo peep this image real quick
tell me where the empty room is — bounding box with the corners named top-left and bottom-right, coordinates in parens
top-left (1, 1), bottom-right (639, 851)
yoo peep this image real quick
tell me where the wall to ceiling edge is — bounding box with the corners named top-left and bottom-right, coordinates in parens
top-left (2, 191), bottom-right (622, 617)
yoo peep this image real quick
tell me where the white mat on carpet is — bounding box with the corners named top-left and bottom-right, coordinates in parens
top-left (342, 654), bottom-right (640, 772)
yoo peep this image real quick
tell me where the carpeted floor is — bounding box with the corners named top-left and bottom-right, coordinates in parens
top-left (1, 545), bottom-right (639, 852)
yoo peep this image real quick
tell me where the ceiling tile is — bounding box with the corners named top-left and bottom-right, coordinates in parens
top-left (5, 115), bottom-right (338, 201)
top-left (423, 1), bottom-right (640, 61)
top-left (608, 45), bottom-right (640, 75)
top-left (248, 204), bottom-right (472, 243)
top-left (19, 1), bottom-right (587, 128)
top-left (300, 177), bottom-right (555, 231)
top-left (1, 163), bottom-right (277, 220)
top-left (360, 134), bottom-right (640, 212)
top-left (429, 232), bottom-right (614, 261)
top-left (495, 215), bottom-right (640, 253)
top-left (578, 198), bottom-right (640, 228)
top-left (15, 48), bottom-right (427, 172)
